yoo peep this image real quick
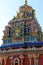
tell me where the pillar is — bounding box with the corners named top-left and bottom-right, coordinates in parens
top-left (21, 58), bottom-right (23, 65)
top-left (4, 55), bottom-right (8, 65)
top-left (20, 54), bottom-right (23, 65)
top-left (12, 34), bottom-right (14, 43)
top-left (4, 60), bottom-right (6, 65)
top-left (9, 56), bottom-right (13, 65)
top-left (31, 58), bottom-right (34, 65)
top-left (28, 54), bottom-right (32, 65)
top-left (33, 53), bottom-right (39, 65)
top-left (34, 58), bottom-right (38, 65)
top-left (2, 59), bottom-right (5, 65)
top-left (29, 58), bottom-right (31, 65)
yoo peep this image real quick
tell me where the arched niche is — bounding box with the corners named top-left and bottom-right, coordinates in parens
top-left (13, 58), bottom-right (20, 65)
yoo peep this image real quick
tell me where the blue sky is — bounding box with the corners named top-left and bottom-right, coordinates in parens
top-left (0, 0), bottom-right (43, 46)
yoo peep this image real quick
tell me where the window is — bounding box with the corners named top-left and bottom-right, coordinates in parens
top-left (24, 27), bottom-right (28, 34)
top-left (15, 60), bottom-right (18, 63)
top-left (3, 39), bottom-right (12, 44)
top-left (8, 39), bottom-right (12, 43)
top-left (3, 39), bottom-right (8, 44)
top-left (8, 31), bottom-right (12, 37)
top-left (29, 36), bottom-right (35, 42)
top-left (8, 27), bottom-right (12, 37)
top-left (35, 37), bottom-right (38, 42)
top-left (24, 35), bottom-right (29, 42)
top-left (13, 59), bottom-right (20, 65)
top-left (34, 26), bottom-right (37, 32)
top-left (28, 27), bottom-right (31, 32)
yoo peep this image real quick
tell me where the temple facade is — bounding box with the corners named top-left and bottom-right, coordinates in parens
top-left (0, 0), bottom-right (43, 65)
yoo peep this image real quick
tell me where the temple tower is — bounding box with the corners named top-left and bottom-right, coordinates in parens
top-left (0, 0), bottom-right (43, 65)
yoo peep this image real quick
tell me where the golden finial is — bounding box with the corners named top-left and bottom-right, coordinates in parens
top-left (25, 0), bottom-right (28, 5)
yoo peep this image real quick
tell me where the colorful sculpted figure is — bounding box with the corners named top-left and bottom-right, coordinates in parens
top-left (0, 1), bottom-right (43, 65)
top-left (2, 0), bottom-right (43, 44)
top-left (15, 27), bottom-right (20, 37)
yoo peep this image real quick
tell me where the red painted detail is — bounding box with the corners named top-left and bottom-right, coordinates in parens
top-left (13, 55), bottom-right (20, 60)
top-left (23, 55), bottom-right (30, 65)
top-left (38, 54), bottom-right (43, 65)
top-left (2, 59), bottom-right (5, 65)
top-left (31, 58), bottom-right (34, 65)
top-left (12, 55), bottom-right (21, 65)
top-left (6, 57), bottom-right (11, 65)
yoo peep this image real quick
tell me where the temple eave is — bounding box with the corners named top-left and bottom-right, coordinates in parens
top-left (0, 42), bottom-right (43, 49)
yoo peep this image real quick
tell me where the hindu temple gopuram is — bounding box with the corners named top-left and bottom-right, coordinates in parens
top-left (0, 0), bottom-right (43, 65)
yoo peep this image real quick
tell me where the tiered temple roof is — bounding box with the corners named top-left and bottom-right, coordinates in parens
top-left (0, 0), bottom-right (43, 49)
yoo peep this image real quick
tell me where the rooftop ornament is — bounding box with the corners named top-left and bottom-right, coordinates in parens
top-left (25, 0), bottom-right (28, 5)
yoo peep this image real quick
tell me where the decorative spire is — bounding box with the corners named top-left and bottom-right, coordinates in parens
top-left (25, 0), bottom-right (28, 5)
